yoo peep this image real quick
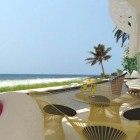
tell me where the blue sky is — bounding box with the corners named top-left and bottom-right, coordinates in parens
top-left (0, 0), bottom-right (124, 75)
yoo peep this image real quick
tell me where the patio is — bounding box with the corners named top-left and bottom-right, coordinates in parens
top-left (34, 79), bottom-right (140, 140)
top-left (0, 75), bottom-right (138, 139)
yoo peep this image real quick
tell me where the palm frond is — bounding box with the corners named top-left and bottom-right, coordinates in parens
top-left (112, 26), bottom-right (117, 32)
top-left (113, 27), bottom-right (129, 47)
top-left (85, 58), bottom-right (93, 61)
top-left (103, 55), bottom-right (111, 60)
top-left (121, 33), bottom-right (129, 47)
top-left (89, 51), bottom-right (97, 56)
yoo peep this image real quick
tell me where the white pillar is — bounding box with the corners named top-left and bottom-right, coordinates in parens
top-left (126, 5), bottom-right (137, 57)
top-left (137, 15), bottom-right (140, 73)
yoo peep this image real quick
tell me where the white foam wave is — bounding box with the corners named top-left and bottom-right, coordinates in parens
top-left (0, 77), bottom-right (84, 88)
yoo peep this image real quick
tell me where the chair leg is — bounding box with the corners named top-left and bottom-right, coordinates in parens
top-left (44, 115), bottom-right (65, 140)
top-left (88, 104), bottom-right (121, 124)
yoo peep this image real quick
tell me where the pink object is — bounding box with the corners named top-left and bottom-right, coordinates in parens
top-left (0, 103), bottom-right (3, 115)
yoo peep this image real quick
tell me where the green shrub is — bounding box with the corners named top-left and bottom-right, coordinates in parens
top-left (100, 73), bottom-right (110, 79)
top-left (111, 72), bottom-right (117, 76)
top-left (122, 56), bottom-right (137, 73)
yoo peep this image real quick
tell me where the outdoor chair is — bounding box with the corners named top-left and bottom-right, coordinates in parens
top-left (110, 72), bottom-right (127, 96)
top-left (66, 117), bottom-right (140, 140)
top-left (126, 79), bottom-right (140, 89)
top-left (29, 91), bottom-right (65, 140)
top-left (0, 92), bottom-right (45, 140)
top-left (29, 91), bottom-right (77, 140)
top-left (130, 70), bottom-right (140, 79)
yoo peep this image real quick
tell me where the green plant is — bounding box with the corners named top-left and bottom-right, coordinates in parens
top-left (116, 69), bottom-right (123, 75)
top-left (100, 73), bottom-right (110, 79)
top-left (122, 56), bottom-right (137, 73)
top-left (111, 72), bottom-right (117, 76)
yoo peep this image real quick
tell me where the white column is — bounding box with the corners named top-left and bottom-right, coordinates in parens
top-left (129, 19), bottom-right (138, 57)
top-left (137, 15), bottom-right (140, 73)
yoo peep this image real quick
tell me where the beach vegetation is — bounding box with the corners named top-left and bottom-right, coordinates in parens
top-left (122, 55), bottom-right (137, 73)
top-left (121, 45), bottom-right (138, 73)
top-left (100, 73), bottom-right (110, 79)
top-left (0, 79), bottom-right (83, 92)
top-left (111, 72), bottom-right (117, 76)
top-left (116, 69), bottom-right (123, 75)
top-left (111, 69), bottom-right (123, 78)
top-left (85, 44), bottom-right (111, 76)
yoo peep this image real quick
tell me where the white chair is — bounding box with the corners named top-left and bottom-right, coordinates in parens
top-left (0, 92), bottom-right (45, 140)
top-left (126, 79), bottom-right (140, 89)
top-left (130, 70), bottom-right (140, 79)
top-left (125, 71), bottom-right (140, 89)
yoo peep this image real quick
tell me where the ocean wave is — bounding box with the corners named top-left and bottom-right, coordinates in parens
top-left (0, 77), bottom-right (84, 87)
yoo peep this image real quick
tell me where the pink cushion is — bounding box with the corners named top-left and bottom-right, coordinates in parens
top-left (0, 103), bottom-right (3, 115)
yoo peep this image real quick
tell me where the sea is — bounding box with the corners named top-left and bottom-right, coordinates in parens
top-left (0, 74), bottom-right (97, 80)
top-left (0, 74), bottom-right (98, 87)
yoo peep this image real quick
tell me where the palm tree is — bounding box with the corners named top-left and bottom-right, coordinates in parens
top-left (85, 44), bottom-right (111, 76)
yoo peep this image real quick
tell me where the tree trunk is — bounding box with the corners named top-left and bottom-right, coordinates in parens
top-left (100, 62), bottom-right (105, 75)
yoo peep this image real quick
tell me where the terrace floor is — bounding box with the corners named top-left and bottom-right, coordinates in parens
top-left (13, 82), bottom-right (137, 139)
top-left (36, 83), bottom-right (138, 140)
